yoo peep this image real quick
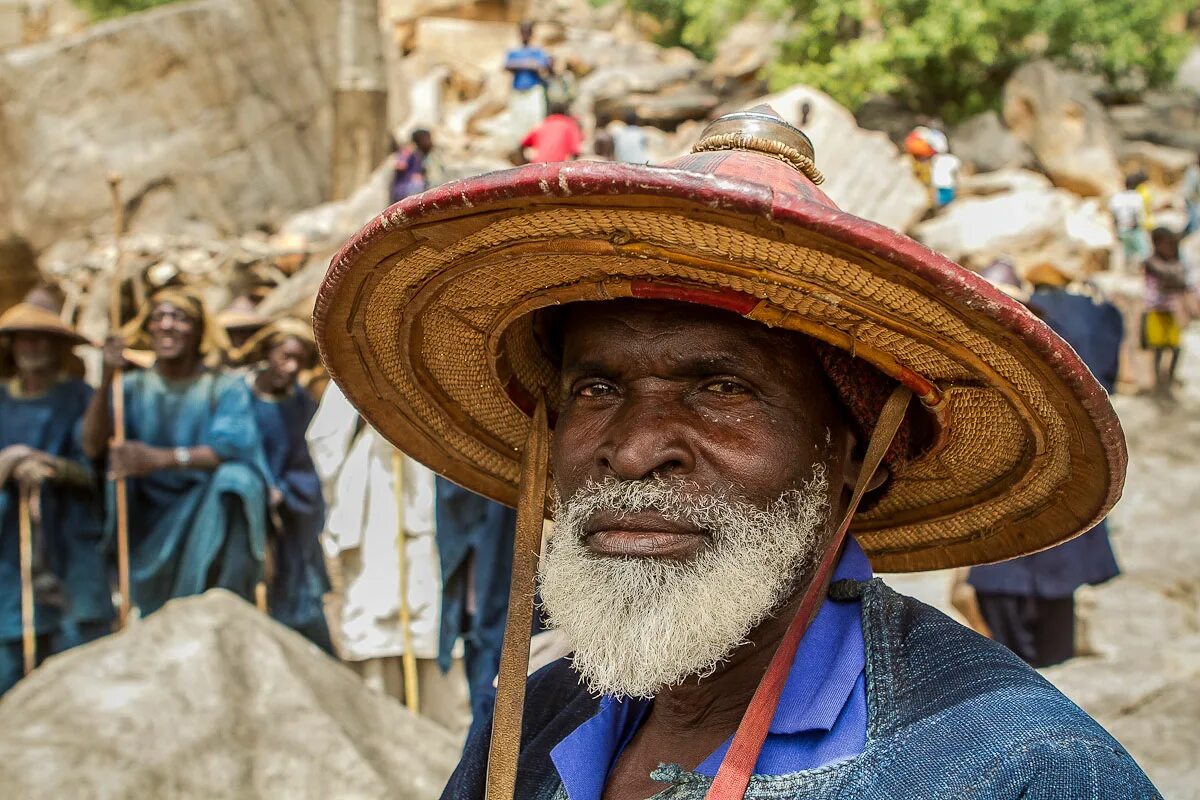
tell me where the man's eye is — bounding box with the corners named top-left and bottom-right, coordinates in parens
top-left (704, 380), bottom-right (747, 395)
top-left (576, 381), bottom-right (616, 398)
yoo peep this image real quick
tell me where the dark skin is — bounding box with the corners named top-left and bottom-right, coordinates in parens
top-left (81, 301), bottom-right (221, 478)
top-left (253, 336), bottom-right (312, 398)
top-left (551, 300), bottom-right (881, 800)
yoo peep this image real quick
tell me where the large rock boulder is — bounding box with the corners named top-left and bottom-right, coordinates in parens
top-left (0, 0), bottom-right (338, 252)
top-left (1003, 60), bottom-right (1122, 197)
top-left (1174, 44), bottom-right (1200, 96)
top-left (0, 590), bottom-right (459, 799)
top-left (753, 85), bottom-right (930, 232)
top-left (1108, 92), bottom-right (1200, 153)
top-left (912, 181), bottom-right (1114, 274)
top-left (950, 110), bottom-right (1034, 173)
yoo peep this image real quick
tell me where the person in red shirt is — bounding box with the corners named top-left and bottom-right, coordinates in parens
top-left (519, 101), bottom-right (583, 163)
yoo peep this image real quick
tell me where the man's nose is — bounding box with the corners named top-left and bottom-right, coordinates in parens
top-left (598, 392), bottom-right (695, 481)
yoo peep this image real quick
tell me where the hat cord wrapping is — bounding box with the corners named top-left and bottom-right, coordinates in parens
top-left (485, 397), bottom-right (549, 800)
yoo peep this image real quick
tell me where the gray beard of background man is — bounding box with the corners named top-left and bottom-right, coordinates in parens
top-left (539, 468), bottom-right (830, 699)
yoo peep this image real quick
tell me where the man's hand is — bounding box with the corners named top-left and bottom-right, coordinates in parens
top-left (0, 445), bottom-right (38, 486)
top-left (101, 335), bottom-right (126, 381)
top-left (13, 454), bottom-right (58, 489)
top-left (108, 440), bottom-right (170, 480)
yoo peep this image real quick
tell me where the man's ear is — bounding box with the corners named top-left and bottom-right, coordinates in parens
top-left (841, 428), bottom-right (890, 496)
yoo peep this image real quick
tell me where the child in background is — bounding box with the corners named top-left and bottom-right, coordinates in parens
top-left (1142, 227), bottom-right (1191, 401)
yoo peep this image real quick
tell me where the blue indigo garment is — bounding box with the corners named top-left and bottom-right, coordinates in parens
top-left (110, 368), bottom-right (270, 615)
top-left (0, 378), bottom-right (113, 694)
top-left (248, 377), bottom-right (332, 653)
top-left (441, 580), bottom-right (1159, 800)
top-left (550, 539), bottom-right (872, 800)
top-left (434, 475), bottom-right (518, 738)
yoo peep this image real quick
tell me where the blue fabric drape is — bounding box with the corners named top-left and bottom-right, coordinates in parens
top-left (249, 381), bottom-right (332, 653)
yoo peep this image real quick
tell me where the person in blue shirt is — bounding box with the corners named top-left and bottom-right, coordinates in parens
top-left (504, 20), bottom-right (552, 146)
top-left (0, 295), bottom-right (113, 695)
top-left (241, 318), bottom-right (333, 653)
top-left (82, 288), bottom-right (270, 617)
top-left (968, 261), bottom-right (1122, 667)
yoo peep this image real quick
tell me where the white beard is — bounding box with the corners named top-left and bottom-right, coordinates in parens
top-left (538, 468), bottom-right (830, 699)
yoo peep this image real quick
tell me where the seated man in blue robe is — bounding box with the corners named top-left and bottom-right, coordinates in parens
top-left (0, 295), bottom-right (113, 694)
top-left (241, 318), bottom-right (333, 652)
top-left (82, 289), bottom-right (270, 617)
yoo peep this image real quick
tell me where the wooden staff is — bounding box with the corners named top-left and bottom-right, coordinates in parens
top-left (18, 485), bottom-right (36, 675)
top-left (106, 173), bottom-right (133, 629)
top-left (391, 451), bottom-right (420, 714)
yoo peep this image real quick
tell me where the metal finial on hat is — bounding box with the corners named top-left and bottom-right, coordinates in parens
top-left (691, 104), bottom-right (825, 185)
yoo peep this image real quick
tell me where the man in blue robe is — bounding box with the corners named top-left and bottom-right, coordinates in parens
top-left (242, 318), bottom-right (333, 652)
top-left (968, 262), bottom-right (1123, 667)
top-left (82, 289), bottom-right (270, 616)
top-left (0, 297), bottom-right (113, 694)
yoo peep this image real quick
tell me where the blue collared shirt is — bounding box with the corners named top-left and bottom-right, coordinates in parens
top-left (549, 539), bottom-right (873, 799)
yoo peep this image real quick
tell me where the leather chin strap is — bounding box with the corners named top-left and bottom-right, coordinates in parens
top-left (484, 387), bottom-right (913, 800)
top-left (486, 397), bottom-right (549, 800)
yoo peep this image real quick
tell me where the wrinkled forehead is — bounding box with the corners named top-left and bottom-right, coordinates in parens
top-left (552, 298), bottom-right (825, 378)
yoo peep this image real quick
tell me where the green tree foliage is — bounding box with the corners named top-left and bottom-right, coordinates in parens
top-left (626, 0), bottom-right (1191, 121)
top-left (73, 0), bottom-right (183, 20)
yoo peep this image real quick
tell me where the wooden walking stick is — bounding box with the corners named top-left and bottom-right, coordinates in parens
top-left (391, 450), bottom-right (420, 714)
top-left (18, 485), bottom-right (36, 676)
top-left (106, 173), bottom-right (134, 629)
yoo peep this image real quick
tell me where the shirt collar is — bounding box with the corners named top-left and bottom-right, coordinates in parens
top-left (767, 536), bottom-right (870, 735)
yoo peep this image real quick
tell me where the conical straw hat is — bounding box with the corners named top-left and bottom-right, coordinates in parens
top-left (313, 107), bottom-right (1126, 572)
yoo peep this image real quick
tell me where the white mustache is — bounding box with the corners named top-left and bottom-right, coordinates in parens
top-left (541, 468), bottom-right (830, 698)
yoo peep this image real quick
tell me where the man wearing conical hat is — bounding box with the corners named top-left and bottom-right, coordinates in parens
top-left (239, 318), bottom-right (333, 652)
top-left (0, 292), bottom-right (113, 694)
top-left (81, 288), bottom-right (271, 616)
top-left (315, 108), bottom-right (1157, 798)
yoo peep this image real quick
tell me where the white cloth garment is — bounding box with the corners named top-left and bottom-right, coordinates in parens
top-left (306, 382), bottom-right (441, 661)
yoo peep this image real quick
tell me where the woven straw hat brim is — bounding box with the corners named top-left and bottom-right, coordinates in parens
top-left (315, 161), bottom-right (1126, 572)
top-left (0, 303), bottom-right (90, 347)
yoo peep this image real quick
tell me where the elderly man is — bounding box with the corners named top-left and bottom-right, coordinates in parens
top-left (0, 294), bottom-right (112, 693)
top-left (315, 108), bottom-right (1156, 798)
top-left (81, 289), bottom-right (269, 616)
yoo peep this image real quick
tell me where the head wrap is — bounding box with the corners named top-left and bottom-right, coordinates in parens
top-left (235, 317), bottom-right (318, 367)
top-left (121, 288), bottom-right (230, 361)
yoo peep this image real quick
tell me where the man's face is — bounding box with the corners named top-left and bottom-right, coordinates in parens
top-left (263, 336), bottom-right (310, 392)
top-left (518, 21), bottom-right (533, 45)
top-left (147, 302), bottom-right (200, 361)
top-left (541, 299), bottom-right (851, 697)
top-left (11, 332), bottom-right (59, 374)
top-left (551, 299), bottom-right (845, 558)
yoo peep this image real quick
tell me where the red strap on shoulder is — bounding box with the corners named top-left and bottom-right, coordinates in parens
top-left (704, 387), bottom-right (912, 800)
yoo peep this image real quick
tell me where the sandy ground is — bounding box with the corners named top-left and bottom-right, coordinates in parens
top-left (884, 330), bottom-right (1200, 799)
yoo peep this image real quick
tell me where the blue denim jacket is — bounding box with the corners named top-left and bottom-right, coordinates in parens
top-left (440, 579), bottom-right (1159, 799)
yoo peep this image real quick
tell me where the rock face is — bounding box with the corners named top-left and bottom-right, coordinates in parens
top-left (1003, 60), bottom-right (1122, 197)
top-left (0, 590), bottom-right (459, 800)
top-left (950, 110), bottom-right (1034, 173)
top-left (754, 85), bottom-right (930, 232)
top-left (0, 0), bottom-right (338, 252)
top-left (1174, 44), bottom-right (1200, 95)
